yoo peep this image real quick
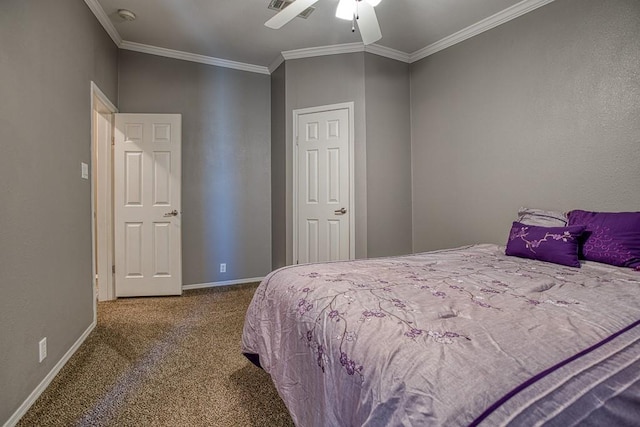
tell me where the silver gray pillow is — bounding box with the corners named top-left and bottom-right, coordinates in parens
top-left (517, 207), bottom-right (567, 227)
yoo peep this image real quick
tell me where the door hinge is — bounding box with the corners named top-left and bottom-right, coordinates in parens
top-left (112, 265), bottom-right (115, 274)
top-left (111, 136), bottom-right (115, 146)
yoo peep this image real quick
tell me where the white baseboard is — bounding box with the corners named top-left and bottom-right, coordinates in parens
top-left (3, 321), bottom-right (96, 427)
top-left (182, 277), bottom-right (264, 291)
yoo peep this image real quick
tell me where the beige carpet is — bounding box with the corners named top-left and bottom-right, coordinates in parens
top-left (18, 284), bottom-right (294, 427)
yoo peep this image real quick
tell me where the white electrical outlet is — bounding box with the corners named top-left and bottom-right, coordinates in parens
top-left (39, 337), bottom-right (47, 363)
top-left (220, 263), bottom-right (226, 273)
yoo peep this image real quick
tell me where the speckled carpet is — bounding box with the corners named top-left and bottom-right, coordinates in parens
top-left (18, 283), bottom-right (294, 427)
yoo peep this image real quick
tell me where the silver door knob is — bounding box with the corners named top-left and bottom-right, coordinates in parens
top-left (163, 210), bottom-right (179, 217)
top-left (334, 208), bottom-right (347, 215)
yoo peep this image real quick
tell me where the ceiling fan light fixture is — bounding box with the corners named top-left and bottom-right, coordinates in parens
top-left (336, 0), bottom-right (381, 21)
top-left (336, 0), bottom-right (355, 21)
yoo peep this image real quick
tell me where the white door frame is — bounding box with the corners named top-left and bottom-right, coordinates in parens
top-left (292, 102), bottom-right (355, 264)
top-left (90, 82), bottom-right (118, 317)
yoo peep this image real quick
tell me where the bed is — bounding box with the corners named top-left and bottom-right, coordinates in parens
top-left (242, 211), bottom-right (640, 426)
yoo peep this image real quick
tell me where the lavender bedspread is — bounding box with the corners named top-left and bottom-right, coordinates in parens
top-left (241, 244), bottom-right (640, 426)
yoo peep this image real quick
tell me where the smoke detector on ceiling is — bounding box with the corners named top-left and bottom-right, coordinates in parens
top-left (268, 0), bottom-right (315, 19)
top-left (117, 9), bottom-right (136, 21)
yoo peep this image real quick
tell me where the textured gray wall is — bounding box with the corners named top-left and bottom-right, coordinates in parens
top-left (410, 0), bottom-right (640, 253)
top-left (364, 54), bottom-right (413, 257)
top-left (118, 50), bottom-right (272, 285)
top-left (284, 53), bottom-right (368, 262)
top-left (271, 63), bottom-right (287, 270)
top-left (0, 0), bottom-right (118, 424)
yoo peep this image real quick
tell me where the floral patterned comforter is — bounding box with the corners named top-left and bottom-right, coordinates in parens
top-left (241, 244), bottom-right (640, 426)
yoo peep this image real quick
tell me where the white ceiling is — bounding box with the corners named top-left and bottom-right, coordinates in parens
top-left (90, 0), bottom-right (552, 72)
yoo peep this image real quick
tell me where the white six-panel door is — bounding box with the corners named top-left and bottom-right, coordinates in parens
top-left (296, 107), bottom-right (351, 264)
top-left (114, 114), bottom-right (182, 297)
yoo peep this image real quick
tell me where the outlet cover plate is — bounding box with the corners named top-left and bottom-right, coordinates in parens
top-left (39, 337), bottom-right (47, 363)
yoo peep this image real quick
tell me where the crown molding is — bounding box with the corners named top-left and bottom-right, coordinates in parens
top-left (120, 41), bottom-right (270, 75)
top-left (269, 54), bottom-right (285, 74)
top-left (282, 43), bottom-right (364, 60)
top-left (280, 42), bottom-right (409, 63)
top-left (410, 0), bottom-right (556, 62)
top-left (83, 0), bottom-right (121, 46)
top-left (365, 44), bottom-right (410, 63)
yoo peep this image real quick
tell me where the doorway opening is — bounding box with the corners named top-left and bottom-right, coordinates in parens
top-left (90, 82), bottom-right (118, 316)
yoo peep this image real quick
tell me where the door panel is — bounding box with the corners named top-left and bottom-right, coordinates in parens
top-left (297, 108), bottom-right (350, 264)
top-left (153, 222), bottom-right (171, 276)
top-left (327, 148), bottom-right (340, 203)
top-left (125, 222), bottom-right (143, 277)
top-left (114, 114), bottom-right (182, 297)
top-left (306, 219), bottom-right (319, 263)
top-left (124, 152), bottom-right (142, 205)
top-left (328, 220), bottom-right (341, 261)
top-left (306, 150), bottom-right (319, 203)
top-left (153, 152), bottom-right (172, 205)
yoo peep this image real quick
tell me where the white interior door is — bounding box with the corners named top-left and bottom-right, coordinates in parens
top-left (114, 114), bottom-right (182, 297)
top-left (296, 107), bottom-right (351, 264)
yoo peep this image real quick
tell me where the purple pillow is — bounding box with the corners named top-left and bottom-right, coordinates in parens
top-left (505, 222), bottom-right (586, 267)
top-left (567, 210), bottom-right (640, 268)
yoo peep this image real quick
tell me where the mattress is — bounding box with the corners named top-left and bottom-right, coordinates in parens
top-left (242, 244), bottom-right (640, 426)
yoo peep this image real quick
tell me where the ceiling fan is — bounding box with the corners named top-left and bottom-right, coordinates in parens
top-left (265, 0), bottom-right (382, 45)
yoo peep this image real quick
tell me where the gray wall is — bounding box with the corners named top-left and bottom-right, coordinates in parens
top-left (364, 54), bottom-right (413, 258)
top-left (118, 50), bottom-right (272, 285)
top-left (410, 0), bottom-right (640, 252)
top-left (271, 63), bottom-right (287, 270)
top-left (0, 0), bottom-right (118, 424)
top-left (283, 53), bottom-right (369, 262)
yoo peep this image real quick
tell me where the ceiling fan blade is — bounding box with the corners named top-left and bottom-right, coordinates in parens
top-left (265, 0), bottom-right (320, 29)
top-left (356, 2), bottom-right (382, 45)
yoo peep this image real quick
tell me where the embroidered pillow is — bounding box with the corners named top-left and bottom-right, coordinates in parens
top-left (517, 207), bottom-right (568, 227)
top-left (567, 210), bottom-right (640, 269)
top-left (505, 222), bottom-right (586, 267)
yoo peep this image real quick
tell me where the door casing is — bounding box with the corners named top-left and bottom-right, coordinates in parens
top-left (293, 102), bottom-right (355, 264)
top-left (90, 82), bottom-right (118, 312)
